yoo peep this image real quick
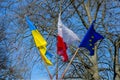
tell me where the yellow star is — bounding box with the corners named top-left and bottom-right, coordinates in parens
top-left (89, 39), bottom-right (92, 42)
top-left (91, 36), bottom-right (94, 39)
top-left (89, 44), bottom-right (92, 46)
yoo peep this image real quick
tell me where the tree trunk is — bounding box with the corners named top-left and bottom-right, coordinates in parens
top-left (114, 40), bottom-right (120, 80)
top-left (91, 45), bottom-right (100, 80)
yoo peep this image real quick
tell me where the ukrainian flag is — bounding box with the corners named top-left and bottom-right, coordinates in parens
top-left (26, 16), bottom-right (52, 65)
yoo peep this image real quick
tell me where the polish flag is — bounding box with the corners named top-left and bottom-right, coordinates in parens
top-left (57, 14), bottom-right (79, 62)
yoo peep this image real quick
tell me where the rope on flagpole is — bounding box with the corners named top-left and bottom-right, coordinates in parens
top-left (60, 48), bottom-right (79, 79)
top-left (38, 47), bottom-right (52, 80)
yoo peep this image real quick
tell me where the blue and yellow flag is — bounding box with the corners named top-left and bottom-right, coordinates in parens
top-left (79, 20), bottom-right (104, 56)
top-left (26, 16), bottom-right (52, 65)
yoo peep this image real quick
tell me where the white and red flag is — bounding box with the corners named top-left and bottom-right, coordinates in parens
top-left (57, 14), bottom-right (80, 62)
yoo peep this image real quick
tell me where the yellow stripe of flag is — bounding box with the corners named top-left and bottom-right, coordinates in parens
top-left (32, 30), bottom-right (52, 65)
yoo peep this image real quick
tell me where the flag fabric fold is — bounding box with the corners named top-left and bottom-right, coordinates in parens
top-left (62, 22), bottom-right (80, 46)
top-left (57, 14), bottom-right (80, 62)
top-left (26, 16), bottom-right (52, 65)
top-left (79, 20), bottom-right (104, 56)
top-left (57, 35), bottom-right (68, 62)
top-left (57, 14), bottom-right (68, 62)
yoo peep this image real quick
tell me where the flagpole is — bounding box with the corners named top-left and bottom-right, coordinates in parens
top-left (56, 0), bottom-right (62, 79)
top-left (60, 48), bottom-right (79, 79)
top-left (56, 54), bottom-right (58, 79)
top-left (44, 63), bottom-right (53, 80)
top-left (60, 0), bottom-right (62, 14)
top-left (38, 48), bottom-right (52, 80)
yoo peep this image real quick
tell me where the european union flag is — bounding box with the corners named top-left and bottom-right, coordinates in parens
top-left (79, 20), bottom-right (104, 56)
